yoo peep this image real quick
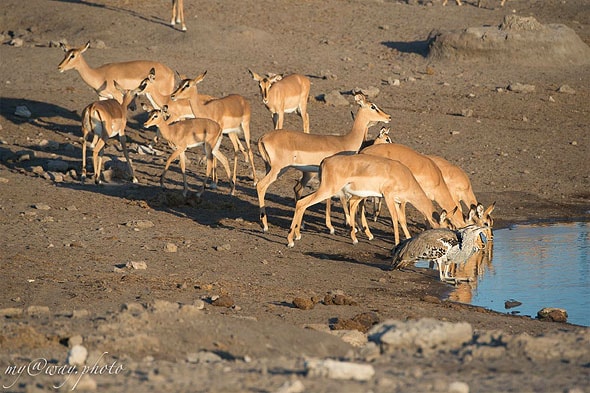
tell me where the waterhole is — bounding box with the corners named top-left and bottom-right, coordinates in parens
top-left (444, 222), bottom-right (589, 326)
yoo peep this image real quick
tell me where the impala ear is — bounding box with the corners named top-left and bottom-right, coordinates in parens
top-left (149, 67), bottom-right (156, 80)
top-left (60, 41), bottom-right (70, 52)
top-left (82, 41), bottom-right (90, 52)
top-left (485, 202), bottom-right (496, 216)
top-left (194, 70), bottom-right (207, 84)
top-left (354, 93), bottom-right (367, 106)
top-left (248, 69), bottom-right (261, 81)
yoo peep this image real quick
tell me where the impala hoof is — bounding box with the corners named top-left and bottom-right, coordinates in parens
top-left (287, 241), bottom-right (294, 248)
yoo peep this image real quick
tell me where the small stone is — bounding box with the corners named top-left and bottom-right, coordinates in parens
top-left (164, 242), bottom-right (178, 253)
top-left (10, 38), bottom-right (24, 47)
top-left (504, 299), bottom-right (522, 309)
top-left (32, 203), bottom-right (50, 210)
top-left (212, 295), bottom-right (235, 308)
top-left (0, 177), bottom-right (8, 184)
top-left (67, 344), bottom-right (88, 366)
top-left (72, 309), bottom-right (90, 318)
top-left (192, 299), bottom-right (205, 309)
top-left (26, 305), bottom-right (50, 316)
top-left (15, 105), bottom-right (31, 117)
top-left (421, 295), bottom-right (441, 304)
top-left (449, 381), bottom-right (470, 393)
top-left (557, 84), bottom-right (576, 94)
top-left (537, 307), bottom-right (568, 323)
top-left (305, 358), bottom-right (375, 381)
top-left (321, 90), bottom-right (349, 106)
top-left (461, 109), bottom-right (473, 117)
top-left (127, 261), bottom-right (147, 270)
top-left (507, 83), bottom-right (536, 93)
top-left (293, 297), bottom-right (315, 310)
top-left (68, 335), bottom-right (83, 347)
top-left (0, 307), bottom-right (23, 317)
top-left (215, 243), bottom-right (231, 251)
top-left (275, 379), bottom-right (305, 393)
top-left (46, 159), bottom-right (70, 172)
top-left (125, 220), bottom-right (154, 229)
top-left (548, 95), bottom-right (555, 102)
top-left (187, 351), bottom-right (222, 364)
top-left (570, 141), bottom-right (578, 146)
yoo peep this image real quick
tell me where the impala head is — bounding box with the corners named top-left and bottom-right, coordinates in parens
top-left (113, 80), bottom-right (141, 110)
top-left (466, 202), bottom-right (496, 228)
top-left (249, 69), bottom-right (282, 105)
top-left (170, 71), bottom-right (207, 101)
top-left (143, 106), bottom-right (171, 143)
top-left (57, 41), bottom-right (90, 72)
top-left (375, 127), bottom-right (392, 144)
top-left (437, 208), bottom-right (458, 230)
top-left (354, 93), bottom-right (391, 126)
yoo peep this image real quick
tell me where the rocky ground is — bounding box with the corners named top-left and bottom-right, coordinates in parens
top-left (0, 0), bottom-right (589, 392)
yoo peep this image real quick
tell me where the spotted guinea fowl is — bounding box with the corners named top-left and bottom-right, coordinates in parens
top-left (390, 225), bottom-right (489, 282)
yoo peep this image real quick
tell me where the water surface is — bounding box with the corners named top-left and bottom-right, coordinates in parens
top-left (447, 222), bottom-right (589, 326)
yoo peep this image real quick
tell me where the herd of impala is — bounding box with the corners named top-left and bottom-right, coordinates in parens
top-left (57, 41), bottom-right (495, 280)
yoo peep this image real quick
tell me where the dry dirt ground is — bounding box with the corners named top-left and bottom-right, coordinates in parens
top-left (0, 0), bottom-right (589, 392)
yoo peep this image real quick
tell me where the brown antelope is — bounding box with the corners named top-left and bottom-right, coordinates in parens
top-left (143, 106), bottom-right (232, 197)
top-left (80, 81), bottom-right (142, 185)
top-left (427, 155), bottom-right (478, 215)
top-left (137, 68), bottom-right (215, 124)
top-left (171, 0), bottom-right (186, 31)
top-left (170, 71), bottom-right (257, 191)
top-left (256, 93), bottom-right (391, 232)
top-left (360, 143), bottom-right (465, 229)
top-left (58, 42), bottom-right (175, 103)
top-left (287, 154), bottom-right (442, 247)
top-left (249, 70), bottom-right (311, 133)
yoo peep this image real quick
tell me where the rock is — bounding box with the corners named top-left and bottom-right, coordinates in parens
top-left (353, 86), bottom-right (380, 98)
top-left (333, 312), bottom-right (380, 333)
top-left (68, 335), bottom-right (83, 347)
top-left (449, 381), bottom-right (470, 393)
top-left (212, 295), bottom-right (235, 308)
top-left (504, 299), bottom-right (522, 309)
top-left (461, 108), bottom-right (473, 117)
top-left (67, 344), bottom-right (88, 366)
top-left (164, 242), bottom-right (178, 253)
top-left (10, 38), bottom-right (24, 47)
top-left (125, 220), bottom-right (154, 229)
top-left (126, 261), bottom-right (147, 270)
top-left (0, 307), bottom-right (23, 317)
top-left (508, 83), bottom-right (536, 93)
top-left (537, 307), bottom-right (568, 323)
top-left (215, 243), bottom-right (232, 251)
top-left (46, 159), bottom-right (70, 172)
top-left (330, 329), bottom-right (368, 347)
top-left (39, 139), bottom-right (60, 150)
top-left (186, 350), bottom-right (223, 363)
top-left (368, 318), bottom-right (473, 354)
top-left (15, 105), bottom-right (31, 118)
top-left (305, 358), bottom-right (375, 381)
top-left (293, 297), bottom-right (315, 310)
top-left (274, 379), bottom-right (305, 393)
top-left (421, 295), bottom-right (441, 304)
top-left (72, 309), bottom-right (90, 318)
top-left (26, 305), bottom-right (50, 316)
top-left (557, 84), bottom-right (576, 94)
top-left (321, 90), bottom-right (349, 106)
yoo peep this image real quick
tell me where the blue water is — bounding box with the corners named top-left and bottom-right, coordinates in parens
top-left (448, 222), bottom-right (590, 326)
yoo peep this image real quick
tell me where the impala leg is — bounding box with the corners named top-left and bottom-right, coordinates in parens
top-left (119, 134), bottom-right (137, 183)
top-left (92, 137), bottom-right (107, 185)
top-left (359, 198), bottom-right (374, 240)
top-left (81, 136), bottom-right (88, 184)
top-left (178, 0), bottom-right (186, 31)
top-left (179, 151), bottom-right (191, 197)
top-left (226, 133), bottom-right (240, 191)
top-left (325, 197), bottom-right (335, 235)
top-left (397, 201), bottom-right (413, 240)
top-left (212, 148), bottom-right (234, 195)
top-left (161, 149), bottom-right (183, 191)
top-left (287, 187), bottom-right (336, 247)
top-left (349, 197), bottom-right (364, 244)
top-left (256, 167), bottom-right (281, 232)
top-left (299, 101), bottom-right (310, 134)
top-left (272, 112), bottom-right (280, 130)
top-left (240, 121), bottom-right (258, 185)
top-left (381, 196), bottom-right (401, 245)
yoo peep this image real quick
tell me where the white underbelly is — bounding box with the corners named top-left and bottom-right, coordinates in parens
top-left (343, 184), bottom-right (381, 198)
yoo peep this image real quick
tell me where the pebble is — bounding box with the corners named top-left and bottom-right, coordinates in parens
top-left (537, 307), bottom-right (568, 323)
top-left (293, 297), bottom-right (315, 310)
top-left (305, 358), bottom-right (375, 381)
top-left (212, 295), bottom-right (235, 308)
top-left (507, 83), bottom-right (536, 93)
top-left (186, 351), bottom-right (223, 364)
top-left (67, 344), bottom-right (88, 366)
top-left (26, 305), bottom-right (50, 316)
top-left (15, 105), bottom-right (31, 117)
top-left (215, 243), bottom-right (232, 251)
top-left (557, 84), bottom-right (576, 94)
top-left (127, 261), bottom-right (147, 270)
top-left (164, 242), bottom-right (178, 253)
top-left (322, 90), bottom-right (349, 106)
top-left (32, 203), bottom-right (51, 210)
top-left (449, 381), bottom-right (470, 393)
top-left (274, 379), bottom-right (305, 393)
top-left (46, 159), bottom-right (70, 172)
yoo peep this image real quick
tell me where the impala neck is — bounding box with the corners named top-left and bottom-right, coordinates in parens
top-left (344, 109), bottom-right (373, 151)
top-left (74, 55), bottom-right (107, 93)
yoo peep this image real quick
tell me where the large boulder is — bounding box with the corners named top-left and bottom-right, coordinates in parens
top-left (427, 15), bottom-right (590, 66)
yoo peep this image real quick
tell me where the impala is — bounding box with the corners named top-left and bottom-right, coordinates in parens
top-left (360, 143), bottom-right (465, 228)
top-left (426, 154), bottom-right (478, 214)
top-left (256, 93), bottom-right (391, 232)
top-left (58, 42), bottom-right (176, 103)
top-left (466, 202), bottom-right (495, 228)
top-left (249, 70), bottom-right (311, 133)
top-left (287, 154), bottom-right (442, 247)
top-left (137, 68), bottom-right (215, 124)
top-left (80, 81), bottom-right (142, 185)
top-left (143, 106), bottom-right (233, 196)
top-left (171, 0), bottom-right (186, 31)
top-left (170, 71), bottom-right (257, 191)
